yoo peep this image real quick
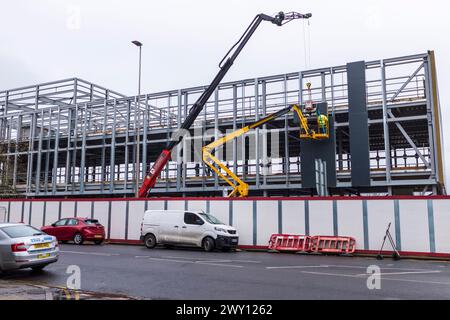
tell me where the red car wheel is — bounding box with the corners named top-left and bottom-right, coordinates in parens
top-left (73, 233), bottom-right (84, 245)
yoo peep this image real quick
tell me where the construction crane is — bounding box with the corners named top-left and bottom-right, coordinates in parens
top-left (138, 11), bottom-right (312, 198)
top-left (202, 103), bottom-right (329, 197)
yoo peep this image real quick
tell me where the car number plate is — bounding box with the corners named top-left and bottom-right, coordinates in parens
top-left (38, 253), bottom-right (50, 259)
top-left (232, 239), bottom-right (238, 243)
top-left (94, 235), bottom-right (103, 238)
top-left (34, 243), bottom-right (50, 249)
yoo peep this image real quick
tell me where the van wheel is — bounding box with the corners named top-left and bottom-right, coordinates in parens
top-left (144, 234), bottom-right (157, 249)
top-left (202, 237), bottom-right (215, 252)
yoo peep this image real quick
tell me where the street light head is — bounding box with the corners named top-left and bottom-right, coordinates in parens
top-left (132, 40), bottom-right (143, 47)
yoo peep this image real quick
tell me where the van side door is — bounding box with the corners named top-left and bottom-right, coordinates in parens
top-left (180, 212), bottom-right (205, 245)
top-left (160, 212), bottom-right (181, 244)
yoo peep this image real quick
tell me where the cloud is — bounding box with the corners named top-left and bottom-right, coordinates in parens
top-left (0, 53), bottom-right (40, 90)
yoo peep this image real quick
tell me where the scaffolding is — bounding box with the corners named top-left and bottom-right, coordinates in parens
top-left (0, 52), bottom-right (445, 197)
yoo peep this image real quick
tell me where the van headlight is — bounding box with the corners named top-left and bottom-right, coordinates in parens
top-left (214, 227), bottom-right (227, 233)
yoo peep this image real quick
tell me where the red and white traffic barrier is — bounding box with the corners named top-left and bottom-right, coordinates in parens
top-left (309, 235), bottom-right (356, 254)
top-left (268, 234), bottom-right (356, 255)
top-left (268, 234), bottom-right (311, 252)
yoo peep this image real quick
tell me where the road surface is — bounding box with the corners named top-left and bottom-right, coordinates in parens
top-left (2, 244), bottom-right (450, 299)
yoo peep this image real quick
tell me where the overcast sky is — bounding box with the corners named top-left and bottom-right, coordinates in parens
top-left (1, 0), bottom-right (449, 188)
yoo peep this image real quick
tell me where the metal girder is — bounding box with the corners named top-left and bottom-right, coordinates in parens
top-left (334, 115), bottom-right (428, 127)
top-left (381, 60), bottom-right (392, 183)
top-left (2, 102), bottom-right (34, 112)
top-left (38, 96), bottom-right (73, 107)
top-left (387, 110), bottom-right (430, 168)
top-left (390, 62), bottom-right (424, 102)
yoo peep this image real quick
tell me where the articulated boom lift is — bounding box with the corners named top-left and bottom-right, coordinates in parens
top-left (138, 11), bottom-right (312, 198)
top-left (202, 103), bottom-right (329, 197)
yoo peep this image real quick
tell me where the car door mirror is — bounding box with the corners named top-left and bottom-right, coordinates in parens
top-left (51, 223), bottom-right (56, 227)
top-left (195, 218), bottom-right (204, 226)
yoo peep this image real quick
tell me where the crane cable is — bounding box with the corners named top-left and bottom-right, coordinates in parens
top-left (302, 18), bottom-right (313, 108)
top-left (303, 19), bottom-right (311, 69)
top-left (302, 18), bottom-right (311, 72)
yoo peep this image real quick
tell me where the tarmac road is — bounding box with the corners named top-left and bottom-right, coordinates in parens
top-left (1, 243), bottom-right (450, 299)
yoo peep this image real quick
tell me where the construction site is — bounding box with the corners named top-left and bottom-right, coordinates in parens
top-left (1, 3), bottom-right (450, 304)
top-left (0, 50), bottom-right (445, 198)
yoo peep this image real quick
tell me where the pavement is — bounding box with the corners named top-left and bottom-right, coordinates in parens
top-left (2, 243), bottom-right (450, 299)
top-left (0, 278), bottom-right (140, 301)
top-left (0, 280), bottom-right (138, 300)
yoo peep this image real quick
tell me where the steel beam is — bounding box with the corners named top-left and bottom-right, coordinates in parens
top-left (381, 60), bottom-right (392, 182)
top-left (109, 99), bottom-right (117, 192)
top-left (390, 62), bottom-right (424, 102)
top-left (387, 110), bottom-right (430, 168)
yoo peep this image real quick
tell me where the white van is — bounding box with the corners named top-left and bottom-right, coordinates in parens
top-left (140, 210), bottom-right (238, 252)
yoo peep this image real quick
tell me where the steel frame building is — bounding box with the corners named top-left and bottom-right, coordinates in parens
top-left (0, 51), bottom-right (445, 198)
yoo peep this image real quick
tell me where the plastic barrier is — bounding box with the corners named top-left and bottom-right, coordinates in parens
top-left (268, 234), bottom-right (311, 252)
top-left (309, 236), bottom-right (356, 254)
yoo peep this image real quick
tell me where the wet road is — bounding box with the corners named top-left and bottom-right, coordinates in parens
top-left (2, 244), bottom-right (450, 299)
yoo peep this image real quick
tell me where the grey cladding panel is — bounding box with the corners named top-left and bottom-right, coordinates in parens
top-left (347, 61), bottom-right (371, 187)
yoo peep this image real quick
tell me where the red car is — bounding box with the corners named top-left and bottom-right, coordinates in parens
top-left (41, 217), bottom-right (105, 245)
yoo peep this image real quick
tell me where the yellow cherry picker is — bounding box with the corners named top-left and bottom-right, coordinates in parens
top-left (202, 89), bottom-right (330, 197)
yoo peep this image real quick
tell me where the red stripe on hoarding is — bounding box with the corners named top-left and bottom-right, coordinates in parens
top-left (2, 195), bottom-right (450, 202)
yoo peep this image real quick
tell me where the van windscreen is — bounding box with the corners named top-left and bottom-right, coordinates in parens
top-left (198, 213), bottom-right (223, 225)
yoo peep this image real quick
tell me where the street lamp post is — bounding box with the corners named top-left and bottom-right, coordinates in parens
top-left (132, 40), bottom-right (143, 197)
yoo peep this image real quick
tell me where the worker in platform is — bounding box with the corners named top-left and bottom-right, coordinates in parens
top-left (317, 112), bottom-right (328, 134)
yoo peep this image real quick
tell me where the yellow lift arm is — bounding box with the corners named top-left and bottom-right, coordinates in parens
top-left (202, 104), bottom-right (329, 197)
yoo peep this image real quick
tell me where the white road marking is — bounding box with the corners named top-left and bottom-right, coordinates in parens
top-left (149, 257), bottom-right (194, 263)
top-left (267, 264), bottom-right (432, 272)
top-left (164, 256), bottom-right (261, 264)
top-left (60, 250), bottom-right (119, 256)
top-left (356, 270), bottom-right (441, 277)
top-left (195, 260), bottom-right (233, 263)
top-left (135, 255), bottom-right (151, 258)
top-left (164, 256), bottom-right (219, 260)
top-left (164, 256), bottom-right (231, 263)
top-left (324, 265), bottom-right (431, 271)
top-left (198, 262), bottom-right (244, 268)
top-left (266, 265), bottom-right (328, 270)
top-left (301, 271), bottom-right (363, 278)
top-left (301, 270), bottom-right (450, 286)
top-left (375, 277), bottom-right (450, 286)
top-left (148, 257), bottom-right (243, 268)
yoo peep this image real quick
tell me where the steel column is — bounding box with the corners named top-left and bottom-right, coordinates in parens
top-left (381, 60), bottom-right (392, 183)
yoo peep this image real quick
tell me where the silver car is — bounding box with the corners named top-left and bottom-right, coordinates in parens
top-left (0, 223), bottom-right (59, 272)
